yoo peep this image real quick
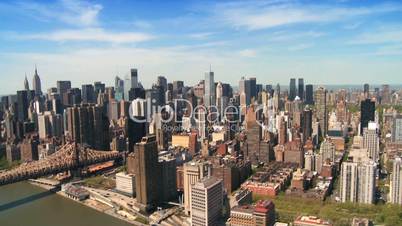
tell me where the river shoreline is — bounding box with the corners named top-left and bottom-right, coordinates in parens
top-left (28, 181), bottom-right (145, 226)
top-left (0, 182), bottom-right (134, 226)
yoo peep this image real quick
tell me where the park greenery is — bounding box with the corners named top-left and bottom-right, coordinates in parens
top-left (82, 175), bottom-right (116, 190)
top-left (253, 193), bottom-right (402, 226)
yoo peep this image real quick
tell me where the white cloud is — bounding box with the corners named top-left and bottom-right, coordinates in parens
top-left (268, 30), bottom-right (325, 42)
top-left (189, 32), bottom-right (215, 40)
top-left (215, 2), bottom-right (402, 30)
top-left (288, 43), bottom-right (313, 51)
top-left (132, 20), bottom-right (153, 29)
top-left (19, 28), bottom-right (154, 43)
top-left (16, 0), bottom-right (102, 27)
top-left (238, 49), bottom-right (257, 57)
top-left (350, 29), bottom-right (402, 45)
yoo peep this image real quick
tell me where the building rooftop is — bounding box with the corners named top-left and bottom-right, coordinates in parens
top-left (195, 176), bottom-right (222, 189)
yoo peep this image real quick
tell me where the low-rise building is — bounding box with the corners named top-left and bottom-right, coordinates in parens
top-left (293, 215), bottom-right (332, 226)
top-left (115, 172), bottom-right (135, 197)
top-left (242, 181), bottom-right (280, 197)
top-left (351, 218), bottom-right (372, 226)
top-left (229, 200), bottom-right (275, 226)
top-left (62, 184), bottom-right (89, 201)
top-left (191, 177), bottom-right (223, 226)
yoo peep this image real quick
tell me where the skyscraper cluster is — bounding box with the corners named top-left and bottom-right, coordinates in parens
top-left (1, 66), bottom-right (402, 226)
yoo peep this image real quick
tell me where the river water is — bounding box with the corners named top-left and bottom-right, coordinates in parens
top-left (0, 182), bottom-right (133, 226)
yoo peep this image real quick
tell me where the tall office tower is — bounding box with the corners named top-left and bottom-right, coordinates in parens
top-left (204, 71), bottom-right (215, 107)
top-left (145, 88), bottom-right (164, 116)
top-left (314, 87), bottom-right (327, 136)
top-left (156, 76), bottom-right (168, 92)
top-left (127, 98), bottom-right (147, 152)
top-left (288, 78), bottom-right (297, 101)
top-left (245, 107), bottom-right (263, 164)
top-left (46, 98), bottom-right (58, 114)
top-left (320, 139), bottom-right (336, 163)
top-left (114, 76), bottom-right (125, 101)
top-left (249, 77), bottom-right (257, 101)
top-left (172, 80), bottom-right (184, 97)
top-left (357, 161), bottom-right (376, 204)
top-left (340, 161), bottom-right (358, 203)
top-left (32, 66), bottom-right (42, 96)
top-left (20, 134), bottom-right (39, 162)
top-left (97, 91), bottom-right (109, 109)
top-left (278, 117), bottom-right (287, 145)
top-left (392, 114), bottom-right (402, 143)
top-left (16, 90), bottom-right (29, 122)
top-left (94, 81), bottom-right (105, 94)
top-left (124, 68), bottom-right (139, 100)
top-left (190, 177), bottom-right (223, 226)
top-left (304, 150), bottom-right (316, 171)
top-left (302, 107), bottom-right (313, 141)
top-left (305, 84), bottom-right (314, 105)
top-left (336, 100), bottom-right (347, 124)
top-left (381, 84), bottom-right (390, 104)
top-left (38, 111), bottom-right (63, 139)
top-left (266, 84), bottom-right (273, 96)
top-left (216, 82), bottom-right (223, 115)
top-left (108, 99), bottom-right (121, 121)
top-left (183, 161), bottom-right (210, 215)
top-left (298, 78), bottom-right (304, 100)
top-left (274, 83), bottom-right (281, 111)
top-left (158, 155), bottom-right (177, 202)
top-left (81, 84), bottom-right (95, 104)
top-left (4, 110), bottom-right (16, 140)
top-left (390, 157), bottom-right (402, 204)
top-left (340, 161), bottom-right (376, 204)
top-left (24, 75), bottom-right (29, 91)
top-left (256, 84), bottom-right (263, 96)
top-left (65, 104), bottom-right (109, 150)
top-left (360, 99), bottom-right (375, 135)
top-left (57, 81), bottom-right (71, 96)
top-left (363, 122), bottom-right (380, 162)
top-left (363, 83), bottom-right (369, 98)
top-left (167, 83), bottom-right (173, 93)
top-left (64, 88), bottom-right (82, 106)
top-left (126, 87), bottom-right (145, 101)
top-left (239, 77), bottom-right (251, 106)
top-left (134, 136), bottom-right (159, 212)
top-left (195, 105), bottom-right (207, 140)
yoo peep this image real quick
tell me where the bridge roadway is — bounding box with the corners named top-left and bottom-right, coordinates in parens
top-left (0, 143), bottom-right (123, 186)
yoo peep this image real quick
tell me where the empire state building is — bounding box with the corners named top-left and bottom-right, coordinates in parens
top-left (32, 66), bottom-right (42, 96)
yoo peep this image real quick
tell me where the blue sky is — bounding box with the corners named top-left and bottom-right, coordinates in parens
top-left (1, 0), bottom-right (402, 95)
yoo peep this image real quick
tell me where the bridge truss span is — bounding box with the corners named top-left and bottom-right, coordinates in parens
top-left (0, 143), bottom-right (123, 186)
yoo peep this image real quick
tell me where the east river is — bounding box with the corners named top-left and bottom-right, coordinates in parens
top-left (0, 182), bottom-right (133, 226)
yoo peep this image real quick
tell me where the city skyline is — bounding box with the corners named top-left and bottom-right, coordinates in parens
top-left (2, 1), bottom-right (402, 226)
top-left (1, 0), bottom-right (402, 95)
top-left (3, 66), bottom-right (402, 97)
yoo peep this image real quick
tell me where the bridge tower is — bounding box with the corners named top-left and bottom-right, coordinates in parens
top-left (70, 142), bottom-right (83, 178)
